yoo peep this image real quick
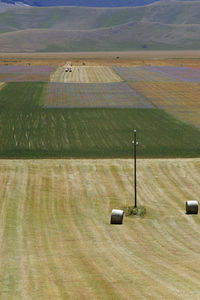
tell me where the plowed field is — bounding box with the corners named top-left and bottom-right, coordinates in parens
top-left (50, 66), bottom-right (123, 83)
top-left (130, 82), bottom-right (200, 127)
top-left (0, 158), bottom-right (200, 299)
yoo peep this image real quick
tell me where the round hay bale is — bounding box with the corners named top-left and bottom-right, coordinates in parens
top-left (110, 209), bottom-right (124, 225)
top-left (186, 200), bottom-right (198, 214)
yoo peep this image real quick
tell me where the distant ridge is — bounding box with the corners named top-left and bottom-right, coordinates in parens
top-left (0, 0), bottom-right (161, 7)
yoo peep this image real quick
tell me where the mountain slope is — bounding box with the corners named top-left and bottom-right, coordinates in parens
top-left (1, 1), bottom-right (200, 32)
top-left (1, 1), bottom-right (200, 51)
top-left (0, 0), bottom-right (160, 8)
top-left (1, 0), bottom-right (199, 7)
top-left (1, 22), bottom-right (200, 52)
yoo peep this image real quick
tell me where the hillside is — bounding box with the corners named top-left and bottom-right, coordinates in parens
top-left (1, 1), bottom-right (200, 51)
top-left (1, 0), bottom-right (199, 7)
top-left (0, 0), bottom-right (160, 7)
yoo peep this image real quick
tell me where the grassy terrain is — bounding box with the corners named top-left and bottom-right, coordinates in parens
top-left (0, 82), bottom-right (200, 158)
top-left (0, 158), bottom-right (200, 299)
top-left (2, 2), bottom-right (200, 51)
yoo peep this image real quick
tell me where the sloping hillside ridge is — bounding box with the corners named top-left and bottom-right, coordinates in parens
top-left (1, 1), bottom-right (200, 51)
top-left (1, 0), bottom-right (199, 7)
top-left (0, 0), bottom-right (160, 7)
top-left (1, 22), bottom-right (200, 52)
top-left (2, 1), bottom-right (200, 33)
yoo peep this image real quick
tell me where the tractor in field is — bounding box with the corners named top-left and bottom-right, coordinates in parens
top-left (65, 67), bottom-right (72, 72)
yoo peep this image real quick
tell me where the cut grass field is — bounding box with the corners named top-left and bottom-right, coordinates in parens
top-left (0, 82), bottom-right (200, 158)
top-left (0, 158), bottom-right (200, 299)
top-left (131, 82), bottom-right (200, 128)
top-left (50, 66), bottom-right (123, 83)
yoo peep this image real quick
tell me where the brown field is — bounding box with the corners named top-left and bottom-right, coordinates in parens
top-left (50, 66), bottom-right (123, 83)
top-left (0, 158), bottom-right (200, 299)
top-left (1, 51), bottom-right (200, 67)
top-left (130, 82), bottom-right (200, 127)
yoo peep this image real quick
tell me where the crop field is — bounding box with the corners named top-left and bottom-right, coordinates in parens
top-left (0, 82), bottom-right (5, 89)
top-left (113, 66), bottom-right (174, 82)
top-left (130, 82), bottom-right (200, 128)
top-left (0, 65), bottom-right (55, 82)
top-left (0, 53), bottom-right (200, 299)
top-left (113, 66), bottom-right (200, 83)
top-left (0, 73), bottom-right (51, 82)
top-left (45, 82), bottom-right (153, 108)
top-left (0, 158), bottom-right (200, 299)
top-left (50, 66), bottom-right (123, 83)
top-left (0, 65), bottom-right (55, 73)
top-left (0, 82), bottom-right (200, 158)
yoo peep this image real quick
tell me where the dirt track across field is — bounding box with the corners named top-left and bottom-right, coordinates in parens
top-left (50, 66), bottom-right (123, 83)
top-left (0, 158), bottom-right (200, 299)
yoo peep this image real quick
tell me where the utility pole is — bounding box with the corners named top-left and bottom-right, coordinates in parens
top-left (132, 130), bottom-right (139, 208)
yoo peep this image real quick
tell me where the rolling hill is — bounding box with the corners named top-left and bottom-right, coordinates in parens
top-left (1, 0), bottom-right (200, 51)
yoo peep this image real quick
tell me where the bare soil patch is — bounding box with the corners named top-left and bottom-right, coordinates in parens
top-left (2, 51), bottom-right (200, 67)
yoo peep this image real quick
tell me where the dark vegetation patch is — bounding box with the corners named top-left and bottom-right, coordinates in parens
top-left (0, 82), bottom-right (200, 158)
top-left (123, 206), bottom-right (147, 217)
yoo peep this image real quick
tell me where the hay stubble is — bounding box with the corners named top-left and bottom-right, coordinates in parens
top-left (50, 66), bottom-right (123, 83)
top-left (0, 159), bottom-right (200, 299)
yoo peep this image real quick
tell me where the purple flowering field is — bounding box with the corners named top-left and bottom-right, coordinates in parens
top-left (0, 65), bottom-right (55, 73)
top-left (0, 66), bottom-right (55, 82)
top-left (45, 82), bottom-right (154, 108)
top-left (113, 66), bottom-right (200, 83)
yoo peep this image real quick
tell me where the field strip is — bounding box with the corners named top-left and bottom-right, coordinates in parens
top-left (45, 82), bottom-right (153, 108)
top-left (130, 82), bottom-right (200, 128)
top-left (50, 66), bottom-right (123, 83)
top-left (0, 158), bottom-right (200, 299)
top-left (0, 82), bottom-right (5, 89)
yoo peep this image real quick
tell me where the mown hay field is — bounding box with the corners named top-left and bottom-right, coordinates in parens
top-left (130, 82), bottom-right (200, 128)
top-left (50, 66), bottom-right (123, 83)
top-left (0, 82), bottom-right (200, 158)
top-left (45, 82), bottom-right (153, 108)
top-left (0, 158), bottom-right (200, 299)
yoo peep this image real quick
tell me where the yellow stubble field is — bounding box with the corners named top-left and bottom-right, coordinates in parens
top-left (0, 158), bottom-right (200, 299)
top-left (130, 82), bottom-right (200, 127)
top-left (0, 82), bottom-right (5, 89)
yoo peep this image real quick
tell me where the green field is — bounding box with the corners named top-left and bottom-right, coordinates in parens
top-left (0, 82), bottom-right (200, 158)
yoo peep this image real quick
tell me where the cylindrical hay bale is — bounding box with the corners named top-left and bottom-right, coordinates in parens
top-left (186, 200), bottom-right (198, 214)
top-left (110, 209), bottom-right (124, 224)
